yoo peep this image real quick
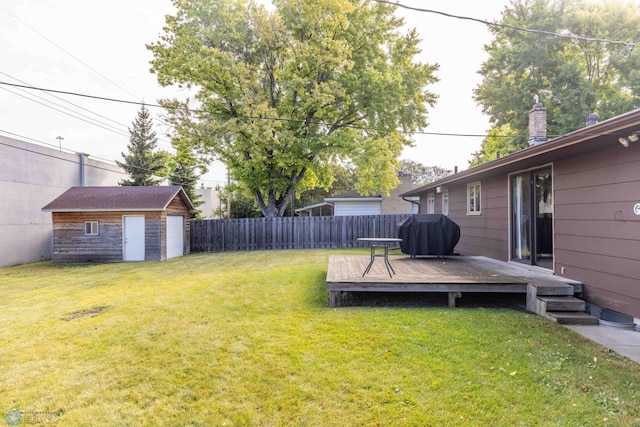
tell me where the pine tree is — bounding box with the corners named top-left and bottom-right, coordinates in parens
top-left (169, 145), bottom-right (204, 218)
top-left (117, 104), bottom-right (167, 186)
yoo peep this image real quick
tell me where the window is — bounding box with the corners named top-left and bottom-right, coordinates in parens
top-left (85, 221), bottom-right (99, 235)
top-left (426, 193), bottom-right (435, 214)
top-left (442, 190), bottom-right (449, 215)
top-left (467, 182), bottom-right (481, 215)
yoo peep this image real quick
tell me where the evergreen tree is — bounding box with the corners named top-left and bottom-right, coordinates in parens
top-left (169, 143), bottom-right (204, 218)
top-left (117, 104), bottom-right (167, 186)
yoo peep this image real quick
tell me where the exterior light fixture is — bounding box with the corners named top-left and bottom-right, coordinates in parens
top-left (619, 131), bottom-right (639, 147)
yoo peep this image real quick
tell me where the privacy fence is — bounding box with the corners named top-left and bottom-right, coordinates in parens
top-left (190, 214), bottom-right (410, 252)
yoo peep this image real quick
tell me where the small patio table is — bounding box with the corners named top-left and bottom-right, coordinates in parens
top-left (357, 238), bottom-right (403, 278)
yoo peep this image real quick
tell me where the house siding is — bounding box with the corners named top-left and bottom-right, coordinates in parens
top-left (334, 201), bottom-right (382, 216)
top-left (554, 144), bottom-right (640, 317)
top-left (421, 175), bottom-right (510, 260)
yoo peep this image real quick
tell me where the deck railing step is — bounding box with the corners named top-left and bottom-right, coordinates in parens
top-left (537, 296), bottom-right (586, 312)
top-left (545, 311), bottom-right (599, 325)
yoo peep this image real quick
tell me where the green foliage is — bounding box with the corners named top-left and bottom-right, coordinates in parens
top-left (214, 188), bottom-right (263, 218)
top-left (473, 0), bottom-right (640, 165)
top-left (296, 163), bottom-right (356, 211)
top-left (116, 104), bottom-right (168, 186)
top-left (397, 159), bottom-right (451, 185)
top-left (168, 140), bottom-right (205, 218)
top-left (148, 0), bottom-right (438, 216)
top-left (469, 125), bottom-right (524, 167)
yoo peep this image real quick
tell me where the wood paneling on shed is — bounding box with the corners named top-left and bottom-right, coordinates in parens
top-left (52, 212), bottom-right (124, 263)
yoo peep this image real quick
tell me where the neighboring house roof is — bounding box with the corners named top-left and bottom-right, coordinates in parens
top-left (294, 201), bottom-right (334, 213)
top-left (400, 108), bottom-right (640, 197)
top-left (325, 190), bottom-right (383, 202)
top-left (42, 186), bottom-right (195, 212)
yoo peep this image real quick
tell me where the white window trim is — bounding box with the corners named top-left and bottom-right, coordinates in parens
top-left (426, 193), bottom-right (435, 214)
top-left (442, 190), bottom-right (449, 216)
top-left (467, 181), bottom-right (481, 215)
top-left (85, 221), bottom-right (99, 235)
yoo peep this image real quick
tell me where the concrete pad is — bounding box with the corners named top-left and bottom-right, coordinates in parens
top-left (565, 324), bottom-right (640, 364)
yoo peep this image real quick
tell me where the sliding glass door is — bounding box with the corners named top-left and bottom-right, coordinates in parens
top-left (511, 168), bottom-right (553, 269)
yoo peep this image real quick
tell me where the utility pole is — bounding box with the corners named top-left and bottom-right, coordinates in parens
top-left (56, 136), bottom-right (64, 152)
top-left (226, 168), bottom-right (231, 219)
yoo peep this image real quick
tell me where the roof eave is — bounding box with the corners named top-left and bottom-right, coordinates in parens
top-left (325, 197), bottom-right (383, 202)
top-left (400, 108), bottom-right (640, 197)
top-left (43, 208), bottom-right (167, 213)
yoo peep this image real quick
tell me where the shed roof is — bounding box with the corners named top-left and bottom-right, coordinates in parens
top-left (42, 186), bottom-right (195, 212)
top-left (325, 190), bottom-right (383, 202)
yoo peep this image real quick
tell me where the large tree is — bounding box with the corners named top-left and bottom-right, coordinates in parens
top-left (397, 159), bottom-right (451, 185)
top-left (472, 0), bottom-right (640, 165)
top-left (148, 0), bottom-right (438, 217)
top-left (117, 104), bottom-right (168, 186)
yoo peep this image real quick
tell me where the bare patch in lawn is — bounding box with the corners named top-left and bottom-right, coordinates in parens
top-left (62, 305), bottom-right (109, 321)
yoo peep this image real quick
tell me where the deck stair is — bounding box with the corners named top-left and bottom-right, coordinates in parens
top-left (526, 282), bottom-right (599, 325)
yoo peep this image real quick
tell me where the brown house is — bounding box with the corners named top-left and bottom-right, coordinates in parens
top-left (401, 106), bottom-right (640, 322)
top-left (42, 186), bottom-right (194, 263)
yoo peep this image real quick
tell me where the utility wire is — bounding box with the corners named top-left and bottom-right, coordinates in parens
top-left (0, 80), bottom-right (602, 140)
top-left (0, 80), bottom-right (504, 138)
top-left (0, 71), bottom-right (129, 131)
top-left (0, 4), bottom-right (141, 101)
top-left (0, 85), bottom-right (130, 137)
top-left (0, 129), bottom-right (226, 186)
top-left (0, 76), bottom-right (175, 152)
top-left (374, 0), bottom-right (638, 49)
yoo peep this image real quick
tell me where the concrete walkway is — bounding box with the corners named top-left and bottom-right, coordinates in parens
top-left (566, 324), bottom-right (640, 364)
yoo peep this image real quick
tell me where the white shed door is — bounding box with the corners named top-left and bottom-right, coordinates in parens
top-left (123, 216), bottom-right (145, 261)
top-left (166, 215), bottom-right (184, 259)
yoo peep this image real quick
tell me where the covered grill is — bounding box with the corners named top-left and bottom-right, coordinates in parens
top-left (397, 214), bottom-right (460, 257)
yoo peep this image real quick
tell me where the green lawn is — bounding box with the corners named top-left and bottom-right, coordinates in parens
top-left (1, 250), bottom-right (639, 426)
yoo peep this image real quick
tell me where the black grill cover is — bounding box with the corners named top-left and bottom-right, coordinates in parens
top-left (398, 214), bottom-right (460, 256)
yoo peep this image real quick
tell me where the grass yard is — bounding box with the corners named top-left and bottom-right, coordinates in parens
top-left (1, 249), bottom-right (640, 426)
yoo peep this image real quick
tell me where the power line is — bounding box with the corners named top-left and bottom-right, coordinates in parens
top-left (0, 71), bottom-right (129, 131)
top-left (0, 80), bottom-right (615, 141)
top-left (0, 86), bottom-right (130, 138)
top-left (374, 0), bottom-right (638, 49)
top-left (0, 80), bottom-right (506, 138)
top-left (0, 129), bottom-right (226, 186)
top-left (0, 76), bottom-right (176, 152)
top-left (0, 4), bottom-right (141, 101)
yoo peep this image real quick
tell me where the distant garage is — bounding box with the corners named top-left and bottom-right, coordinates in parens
top-left (42, 186), bottom-right (194, 263)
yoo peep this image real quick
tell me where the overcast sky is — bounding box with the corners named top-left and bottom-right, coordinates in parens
top-left (1, 0), bottom-right (519, 186)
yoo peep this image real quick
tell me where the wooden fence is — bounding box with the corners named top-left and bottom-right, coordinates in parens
top-left (190, 214), bottom-right (410, 252)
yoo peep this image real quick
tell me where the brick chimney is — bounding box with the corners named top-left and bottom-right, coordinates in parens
top-left (528, 100), bottom-right (548, 146)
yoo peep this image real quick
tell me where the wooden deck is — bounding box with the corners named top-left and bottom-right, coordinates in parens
top-left (326, 255), bottom-right (582, 308)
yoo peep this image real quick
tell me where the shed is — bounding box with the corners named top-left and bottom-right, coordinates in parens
top-left (42, 186), bottom-right (194, 263)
